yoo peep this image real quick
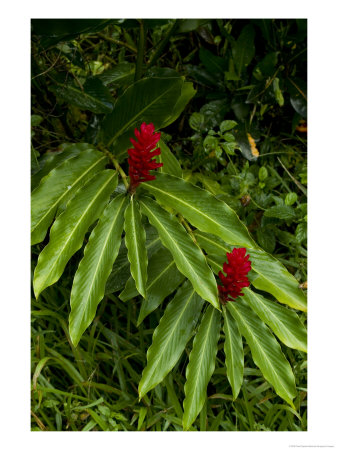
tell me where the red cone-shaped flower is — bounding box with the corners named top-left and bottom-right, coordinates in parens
top-left (217, 248), bottom-right (252, 304)
top-left (128, 122), bottom-right (163, 192)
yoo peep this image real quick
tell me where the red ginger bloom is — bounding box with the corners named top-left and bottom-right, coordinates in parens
top-left (217, 248), bottom-right (252, 304)
top-left (128, 122), bottom-right (163, 192)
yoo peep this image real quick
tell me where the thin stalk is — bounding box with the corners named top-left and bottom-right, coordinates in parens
top-left (100, 147), bottom-right (129, 191)
top-left (178, 214), bottom-right (197, 244)
top-left (135, 20), bottom-right (146, 82)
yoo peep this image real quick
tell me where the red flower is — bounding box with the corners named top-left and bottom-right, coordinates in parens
top-left (217, 248), bottom-right (251, 304)
top-left (128, 122), bottom-right (163, 192)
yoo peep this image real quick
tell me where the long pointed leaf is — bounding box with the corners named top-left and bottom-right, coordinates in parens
top-left (139, 196), bottom-right (219, 308)
top-left (124, 197), bottom-right (148, 298)
top-left (138, 281), bottom-right (204, 399)
top-left (33, 170), bottom-right (117, 298)
top-left (227, 300), bottom-right (297, 407)
top-left (222, 306), bottom-right (244, 400)
top-left (196, 231), bottom-right (307, 312)
top-left (242, 289), bottom-right (307, 352)
top-left (69, 194), bottom-right (128, 346)
top-left (31, 149), bottom-right (107, 245)
top-left (182, 305), bottom-right (221, 430)
top-left (142, 172), bottom-right (255, 248)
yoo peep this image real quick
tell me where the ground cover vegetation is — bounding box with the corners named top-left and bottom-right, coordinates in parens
top-left (31, 18), bottom-right (307, 431)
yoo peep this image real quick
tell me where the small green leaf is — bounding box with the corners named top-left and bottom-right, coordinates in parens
top-left (285, 192), bottom-right (298, 206)
top-left (138, 281), bottom-right (204, 398)
top-left (124, 197), bottom-right (148, 298)
top-left (220, 120), bottom-right (237, 133)
top-left (182, 306), bottom-right (221, 430)
top-left (264, 205), bottom-right (296, 220)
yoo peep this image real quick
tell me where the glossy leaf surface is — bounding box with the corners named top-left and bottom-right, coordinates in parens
top-left (158, 140), bottom-right (182, 178)
top-left (140, 196), bottom-right (219, 308)
top-left (242, 289), bottom-right (307, 352)
top-left (142, 172), bottom-right (256, 248)
top-left (222, 306), bottom-right (244, 400)
top-left (33, 170), bottom-right (117, 298)
top-left (124, 197), bottom-right (148, 298)
top-left (69, 194), bottom-right (128, 346)
top-left (227, 300), bottom-right (297, 407)
top-left (138, 281), bottom-right (204, 399)
top-left (101, 77), bottom-right (184, 158)
top-left (182, 306), bottom-right (221, 430)
top-left (31, 149), bottom-right (107, 245)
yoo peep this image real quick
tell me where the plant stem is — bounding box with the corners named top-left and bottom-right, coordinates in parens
top-left (178, 214), bottom-right (197, 245)
top-left (135, 19), bottom-right (146, 82)
top-left (101, 147), bottom-right (129, 191)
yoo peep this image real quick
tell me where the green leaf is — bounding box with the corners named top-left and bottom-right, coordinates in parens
top-left (158, 140), bottom-right (182, 178)
top-left (264, 205), bottom-right (296, 220)
top-left (124, 197), bottom-right (148, 298)
top-left (232, 24), bottom-right (255, 75)
top-left (31, 143), bottom-right (93, 191)
top-left (31, 149), bottom-right (107, 245)
top-left (104, 225), bottom-right (161, 295)
top-left (220, 120), bottom-right (238, 133)
top-left (138, 281), bottom-right (204, 398)
top-left (199, 48), bottom-right (227, 75)
top-left (295, 222), bottom-right (307, 244)
top-left (101, 77), bottom-right (184, 158)
top-left (195, 231), bottom-right (307, 312)
top-left (182, 306), bottom-right (221, 430)
top-left (142, 172), bottom-right (255, 248)
top-left (139, 196), bottom-right (219, 308)
top-left (242, 289), bottom-right (307, 353)
top-left (49, 77), bottom-right (114, 114)
top-left (69, 194), bottom-right (128, 346)
top-left (227, 300), bottom-right (297, 407)
top-left (222, 306), bottom-right (244, 400)
top-left (98, 62), bottom-right (135, 87)
top-left (285, 192), bottom-right (298, 206)
top-left (33, 170), bottom-right (117, 298)
top-left (160, 82), bottom-right (196, 129)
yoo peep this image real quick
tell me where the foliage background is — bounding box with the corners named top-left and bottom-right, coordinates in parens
top-left (29, 18), bottom-right (309, 432)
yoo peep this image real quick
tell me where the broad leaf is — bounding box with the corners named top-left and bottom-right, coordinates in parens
top-left (138, 281), bottom-right (204, 399)
top-left (139, 196), bottom-right (219, 309)
top-left (69, 194), bottom-right (128, 346)
top-left (182, 306), bottom-right (221, 430)
top-left (232, 24), bottom-right (255, 75)
top-left (104, 225), bottom-right (161, 295)
top-left (227, 300), bottom-right (297, 407)
top-left (222, 306), bottom-right (244, 400)
top-left (124, 197), bottom-right (148, 298)
top-left (49, 77), bottom-right (114, 114)
top-left (142, 172), bottom-right (255, 248)
top-left (31, 143), bottom-right (93, 191)
top-left (31, 149), bottom-right (107, 245)
top-left (196, 231), bottom-right (307, 312)
top-left (159, 81), bottom-right (196, 129)
top-left (242, 289), bottom-right (307, 353)
top-left (101, 77), bottom-right (184, 158)
top-left (98, 62), bottom-right (135, 87)
top-left (33, 170), bottom-right (117, 298)
top-left (158, 140), bottom-right (182, 178)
